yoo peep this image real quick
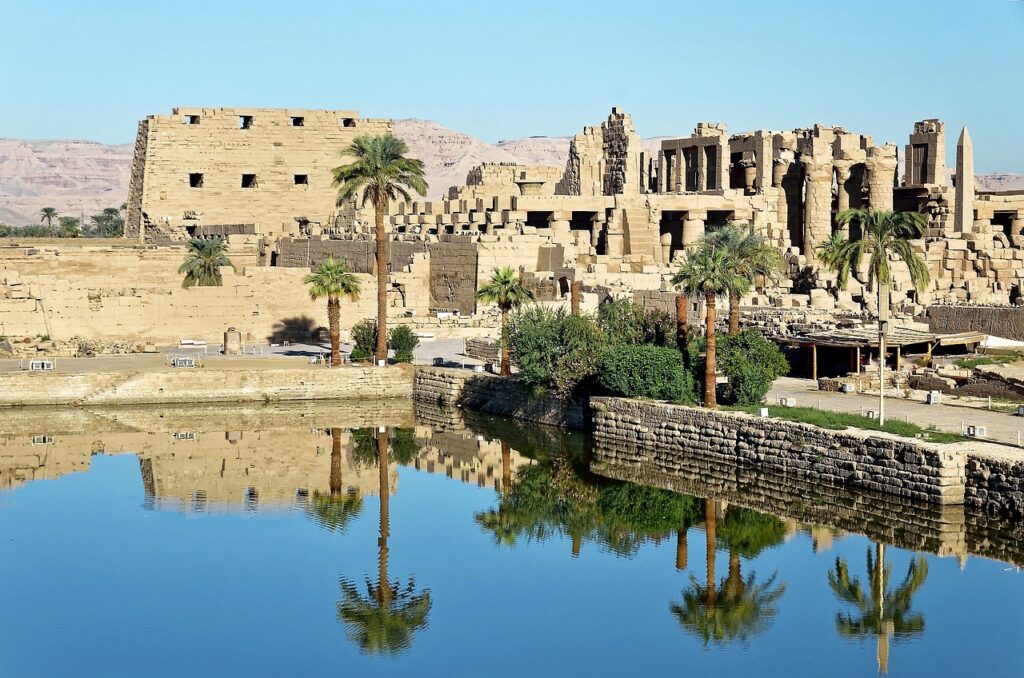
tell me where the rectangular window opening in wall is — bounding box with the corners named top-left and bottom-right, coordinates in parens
top-left (294, 174), bottom-right (309, 186)
top-left (185, 115), bottom-right (200, 125)
top-left (239, 115), bottom-right (253, 129)
top-left (241, 174), bottom-right (257, 189)
top-left (291, 116), bottom-right (305, 127)
top-left (341, 118), bottom-right (356, 128)
top-left (189, 173), bottom-right (204, 188)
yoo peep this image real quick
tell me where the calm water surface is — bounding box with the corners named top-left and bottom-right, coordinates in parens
top-left (0, 402), bottom-right (1021, 677)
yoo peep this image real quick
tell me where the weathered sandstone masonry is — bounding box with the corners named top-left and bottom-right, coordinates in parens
top-left (412, 367), bottom-right (585, 430)
top-left (591, 397), bottom-right (967, 504)
top-left (0, 365), bottom-right (413, 408)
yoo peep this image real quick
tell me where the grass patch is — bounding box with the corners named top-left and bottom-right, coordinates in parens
top-left (724, 404), bottom-right (965, 443)
top-left (954, 353), bottom-right (1020, 370)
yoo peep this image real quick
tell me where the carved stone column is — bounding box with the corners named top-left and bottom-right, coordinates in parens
top-left (773, 159), bottom-right (792, 230)
top-left (866, 146), bottom-right (898, 212)
top-left (657, 151), bottom-right (667, 193)
top-left (682, 210), bottom-right (706, 249)
top-left (802, 158), bottom-right (833, 264)
top-left (835, 162), bottom-right (852, 237)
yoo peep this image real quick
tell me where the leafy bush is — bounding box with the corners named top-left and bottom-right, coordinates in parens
top-left (507, 307), bottom-right (601, 398)
top-left (716, 330), bottom-right (789, 405)
top-left (596, 344), bottom-right (692, 401)
top-left (351, 318), bottom-right (377, 356)
top-left (388, 325), bottom-right (420, 358)
top-left (596, 298), bottom-right (674, 348)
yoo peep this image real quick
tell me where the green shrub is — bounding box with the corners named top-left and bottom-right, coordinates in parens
top-left (350, 347), bottom-right (371, 361)
top-left (351, 318), bottom-right (377, 356)
top-left (715, 330), bottom-right (789, 405)
top-left (597, 344), bottom-right (690, 401)
top-left (596, 298), bottom-right (674, 347)
top-left (393, 350), bottom-right (414, 364)
top-left (388, 325), bottom-right (420, 356)
top-left (507, 307), bottom-right (601, 398)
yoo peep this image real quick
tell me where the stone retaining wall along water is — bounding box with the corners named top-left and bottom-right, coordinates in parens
top-left (0, 365), bottom-right (413, 408)
top-left (590, 397), bottom-right (967, 505)
top-left (413, 367), bottom-right (585, 430)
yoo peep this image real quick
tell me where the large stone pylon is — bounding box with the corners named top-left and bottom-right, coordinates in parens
top-left (954, 127), bottom-right (975, 233)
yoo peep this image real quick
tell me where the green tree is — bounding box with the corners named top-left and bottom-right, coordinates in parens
top-left (671, 239), bottom-right (749, 408)
top-left (715, 329), bottom-right (790, 405)
top-left (338, 429), bottom-right (432, 654)
top-left (304, 257), bottom-right (361, 366)
top-left (828, 544), bottom-right (928, 675)
top-left (178, 237), bottom-right (232, 288)
top-left (57, 216), bottom-right (81, 238)
top-left (307, 428), bottom-right (363, 532)
top-left (670, 501), bottom-right (786, 646)
top-left (707, 223), bottom-right (781, 334)
top-left (333, 135), bottom-right (427, 365)
top-left (39, 207), bottom-right (58, 237)
top-left (90, 207), bottom-right (125, 238)
top-left (475, 266), bottom-right (537, 376)
top-left (506, 307), bottom-right (601, 398)
top-left (817, 208), bottom-right (929, 424)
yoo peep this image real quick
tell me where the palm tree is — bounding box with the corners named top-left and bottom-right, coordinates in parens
top-left (304, 257), bottom-right (361, 366)
top-left (670, 500), bottom-right (786, 646)
top-left (671, 239), bottom-right (749, 408)
top-left (308, 428), bottom-right (363, 532)
top-left (817, 209), bottom-right (929, 424)
top-left (708, 223), bottom-right (781, 334)
top-left (337, 429), bottom-right (432, 654)
top-left (475, 266), bottom-right (537, 376)
top-left (333, 135), bottom-right (427, 366)
top-left (39, 207), bottom-right (57, 237)
top-left (828, 544), bottom-right (928, 674)
top-left (178, 237), bottom-right (232, 288)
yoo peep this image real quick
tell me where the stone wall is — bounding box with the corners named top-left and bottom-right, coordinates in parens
top-left (927, 305), bottom-right (1024, 340)
top-left (412, 367), bottom-right (585, 429)
top-left (125, 107), bottom-right (391, 241)
top-left (0, 364), bottom-right (414, 408)
top-left (964, 449), bottom-right (1024, 517)
top-left (428, 240), bottom-right (478, 314)
top-left (591, 397), bottom-right (966, 505)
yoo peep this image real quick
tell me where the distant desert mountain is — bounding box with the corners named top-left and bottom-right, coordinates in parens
top-left (0, 139), bottom-right (132, 226)
top-left (1, 122), bottom-right (1022, 225)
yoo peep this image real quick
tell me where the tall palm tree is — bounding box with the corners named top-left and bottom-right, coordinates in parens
top-left (474, 266), bottom-right (537, 376)
top-left (338, 429), bottom-right (432, 654)
top-left (828, 544), bottom-right (928, 675)
top-left (178, 237), bottom-right (232, 288)
top-left (671, 239), bottom-right (749, 408)
top-left (304, 257), bottom-right (361, 366)
top-left (333, 135), bottom-right (427, 366)
top-left (817, 209), bottom-right (929, 424)
top-left (39, 207), bottom-right (57, 237)
top-left (670, 500), bottom-right (787, 646)
top-left (708, 223), bottom-right (781, 334)
top-left (308, 428), bottom-right (363, 532)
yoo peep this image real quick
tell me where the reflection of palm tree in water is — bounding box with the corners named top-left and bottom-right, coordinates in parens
top-left (670, 499), bottom-right (786, 646)
top-left (308, 428), bottom-right (362, 533)
top-left (337, 429), bottom-right (431, 655)
top-left (828, 543), bottom-right (927, 675)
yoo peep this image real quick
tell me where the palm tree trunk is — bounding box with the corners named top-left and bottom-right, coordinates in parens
top-left (675, 527), bottom-right (688, 571)
top-left (377, 429), bottom-right (392, 606)
top-left (501, 441), bottom-right (511, 496)
top-left (874, 541), bottom-right (888, 674)
top-left (329, 428), bottom-right (342, 496)
top-left (328, 296), bottom-right (341, 367)
top-left (728, 290), bottom-right (741, 335)
top-left (500, 308), bottom-right (511, 376)
top-left (374, 198), bottom-right (389, 365)
top-left (704, 292), bottom-right (718, 408)
top-left (675, 294), bottom-right (688, 351)
top-left (705, 498), bottom-right (717, 608)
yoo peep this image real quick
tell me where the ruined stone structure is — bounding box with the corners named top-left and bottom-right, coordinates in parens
top-left (6, 106), bottom-right (1024, 351)
top-left (125, 108), bottom-right (390, 241)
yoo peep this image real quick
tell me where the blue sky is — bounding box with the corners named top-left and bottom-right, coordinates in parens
top-left (1, 0), bottom-right (1022, 171)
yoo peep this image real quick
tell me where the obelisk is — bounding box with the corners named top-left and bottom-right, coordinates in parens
top-left (954, 127), bottom-right (975, 232)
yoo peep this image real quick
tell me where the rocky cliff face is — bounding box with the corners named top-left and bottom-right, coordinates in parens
top-left (1, 124), bottom-right (1021, 225)
top-left (0, 139), bottom-right (132, 225)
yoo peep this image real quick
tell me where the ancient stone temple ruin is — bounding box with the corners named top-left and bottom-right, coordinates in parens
top-left (5, 106), bottom-right (1024, 348)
